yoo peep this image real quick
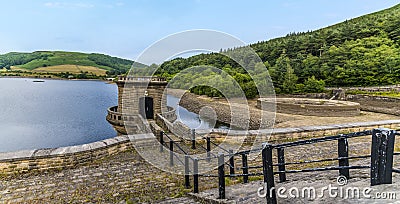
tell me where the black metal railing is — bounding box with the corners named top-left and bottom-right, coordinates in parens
top-left (158, 128), bottom-right (398, 203)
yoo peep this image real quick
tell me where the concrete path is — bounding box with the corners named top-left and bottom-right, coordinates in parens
top-left (191, 170), bottom-right (400, 203)
top-left (0, 149), bottom-right (187, 203)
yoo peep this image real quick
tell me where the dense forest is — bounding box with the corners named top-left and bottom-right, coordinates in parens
top-left (157, 4), bottom-right (400, 98)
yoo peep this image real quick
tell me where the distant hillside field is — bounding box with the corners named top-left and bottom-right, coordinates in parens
top-left (32, 65), bottom-right (107, 75)
top-left (0, 51), bottom-right (146, 77)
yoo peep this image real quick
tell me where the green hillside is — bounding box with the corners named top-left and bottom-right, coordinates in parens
top-left (158, 3), bottom-right (400, 97)
top-left (0, 51), bottom-right (146, 77)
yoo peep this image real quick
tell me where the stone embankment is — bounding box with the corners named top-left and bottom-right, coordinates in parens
top-left (168, 89), bottom-right (271, 130)
top-left (167, 89), bottom-right (400, 131)
top-left (346, 94), bottom-right (400, 116)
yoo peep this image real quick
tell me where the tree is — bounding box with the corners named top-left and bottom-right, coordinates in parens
top-left (303, 76), bottom-right (325, 93)
top-left (272, 51), bottom-right (292, 89)
top-left (282, 62), bottom-right (298, 93)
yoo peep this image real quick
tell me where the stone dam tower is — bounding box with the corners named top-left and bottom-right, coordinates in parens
top-left (106, 76), bottom-right (175, 135)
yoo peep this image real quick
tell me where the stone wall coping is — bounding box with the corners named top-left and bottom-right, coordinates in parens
top-left (0, 134), bottom-right (153, 162)
top-left (194, 120), bottom-right (400, 136)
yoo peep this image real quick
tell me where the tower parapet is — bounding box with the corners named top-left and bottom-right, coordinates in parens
top-left (107, 75), bottom-right (172, 135)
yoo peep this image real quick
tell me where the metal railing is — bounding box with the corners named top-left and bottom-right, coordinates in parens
top-left (158, 128), bottom-right (398, 203)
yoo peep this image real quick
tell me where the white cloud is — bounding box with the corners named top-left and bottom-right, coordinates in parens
top-left (44, 2), bottom-right (95, 9)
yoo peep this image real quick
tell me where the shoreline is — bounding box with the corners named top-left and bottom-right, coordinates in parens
top-left (167, 89), bottom-right (400, 129)
top-left (0, 76), bottom-right (114, 83)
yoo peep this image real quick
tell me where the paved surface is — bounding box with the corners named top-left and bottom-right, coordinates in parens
top-left (193, 170), bottom-right (400, 203)
top-left (0, 149), bottom-right (187, 203)
top-left (1, 127), bottom-right (399, 203)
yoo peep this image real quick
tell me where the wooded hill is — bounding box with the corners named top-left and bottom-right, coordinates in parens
top-left (0, 51), bottom-right (146, 77)
top-left (158, 3), bottom-right (400, 97)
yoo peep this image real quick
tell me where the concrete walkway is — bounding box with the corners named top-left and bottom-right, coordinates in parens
top-left (191, 170), bottom-right (400, 203)
top-left (0, 149), bottom-right (187, 203)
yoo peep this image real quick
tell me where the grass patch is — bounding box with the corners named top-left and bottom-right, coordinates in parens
top-left (346, 90), bottom-right (400, 98)
top-left (18, 51), bottom-right (110, 71)
top-left (33, 65), bottom-right (107, 75)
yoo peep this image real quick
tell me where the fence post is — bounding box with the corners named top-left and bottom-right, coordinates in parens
top-left (218, 153), bottom-right (225, 199)
top-left (191, 129), bottom-right (196, 149)
top-left (185, 155), bottom-right (190, 189)
top-left (159, 131), bottom-right (164, 145)
top-left (193, 158), bottom-right (199, 193)
top-left (371, 128), bottom-right (396, 186)
top-left (229, 150), bottom-right (235, 177)
top-left (206, 137), bottom-right (211, 162)
top-left (277, 147), bottom-right (286, 182)
top-left (242, 153), bottom-right (249, 183)
top-left (338, 137), bottom-right (350, 179)
top-left (169, 140), bottom-right (174, 166)
top-left (159, 131), bottom-right (164, 152)
top-left (262, 143), bottom-right (276, 204)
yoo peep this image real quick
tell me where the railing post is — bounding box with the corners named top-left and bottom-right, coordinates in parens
top-left (229, 150), bottom-right (235, 177)
top-left (185, 155), bottom-right (190, 189)
top-left (242, 153), bottom-right (249, 183)
top-left (193, 158), bottom-right (199, 193)
top-left (262, 143), bottom-right (276, 204)
top-left (338, 137), bottom-right (350, 179)
top-left (169, 140), bottom-right (174, 166)
top-left (218, 153), bottom-right (225, 199)
top-left (191, 129), bottom-right (196, 149)
top-left (159, 131), bottom-right (164, 153)
top-left (160, 131), bottom-right (164, 145)
top-left (277, 147), bottom-right (286, 182)
top-left (371, 128), bottom-right (396, 186)
top-left (206, 137), bottom-right (211, 162)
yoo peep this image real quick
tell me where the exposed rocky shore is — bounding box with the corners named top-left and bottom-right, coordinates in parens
top-left (167, 89), bottom-right (276, 130)
top-left (167, 89), bottom-right (400, 130)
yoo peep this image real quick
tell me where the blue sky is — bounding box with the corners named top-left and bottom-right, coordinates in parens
top-left (0, 0), bottom-right (398, 61)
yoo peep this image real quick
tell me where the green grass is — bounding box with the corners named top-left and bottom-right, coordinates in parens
top-left (18, 51), bottom-right (111, 71)
top-left (346, 90), bottom-right (400, 98)
top-left (1, 51), bottom-right (147, 77)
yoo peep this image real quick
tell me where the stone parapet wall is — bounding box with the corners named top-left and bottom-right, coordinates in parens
top-left (346, 94), bottom-right (400, 103)
top-left (195, 120), bottom-right (400, 144)
top-left (162, 106), bottom-right (177, 122)
top-left (0, 134), bottom-right (153, 174)
top-left (107, 106), bottom-right (170, 135)
top-left (344, 85), bottom-right (400, 92)
top-left (156, 114), bottom-right (192, 140)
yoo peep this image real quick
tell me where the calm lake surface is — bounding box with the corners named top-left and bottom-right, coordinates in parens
top-left (0, 78), bottom-right (226, 152)
top-left (0, 78), bottom-right (118, 152)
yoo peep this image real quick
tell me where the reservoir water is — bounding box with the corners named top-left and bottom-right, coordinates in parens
top-left (0, 78), bottom-right (118, 152)
top-left (0, 78), bottom-right (227, 152)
